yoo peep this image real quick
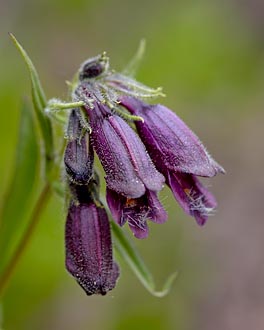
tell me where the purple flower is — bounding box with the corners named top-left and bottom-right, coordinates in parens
top-left (86, 101), bottom-right (165, 197)
top-left (64, 109), bottom-right (94, 185)
top-left (74, 87), bottom-right (167, 238)
top-left (65, 184), bottom-right (119, 295)
top-left (120, 96), bottom-right (225, 225)
top-left (106, 188), bottom-right (167, 239)
top-left (39, 49), bottom-right (225, 296)
top-left (70, 53), bottom-right (224, 239)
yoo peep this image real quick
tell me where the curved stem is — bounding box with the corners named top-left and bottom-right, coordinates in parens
top-left (0, 183), bottom-right (52, 297)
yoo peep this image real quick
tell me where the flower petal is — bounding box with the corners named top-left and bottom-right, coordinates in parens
top-left (166, 171), bottom-right (217, 225)
top-left (106, 188), bottom-right (167, 239)
top-left (146, 190), bottom-right (168, 224)
top-left (65, 201), bottom-right (119, 295)
top-left (120, 97), bottom-right (224, 177)
top-left (87, 102), bottom-right (164, 197)
top-left (64, 109), bottom-right (94, 184)
top-left (128, 218), bottom-right (149, 239)
top-left (106, 188), bottom-right (124, 227)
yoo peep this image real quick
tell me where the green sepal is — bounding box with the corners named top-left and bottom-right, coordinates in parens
top-left (111, 220), bottom-right (177, 297)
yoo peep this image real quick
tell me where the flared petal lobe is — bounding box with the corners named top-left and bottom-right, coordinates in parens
top-left (64, 109), bottom-right (94, 184)
top-left (167, 171), bottom-right (217, 225)
top-left (106, 188), bottom-right (167, 239)
top-left (120, 96), bottom-right (224, 225)
top-left (86, 102), bottom-right (164, 198)
top-left (65, 201), bottom-right (119, 295)
top-left (120, 97), bottom-right (224, 177)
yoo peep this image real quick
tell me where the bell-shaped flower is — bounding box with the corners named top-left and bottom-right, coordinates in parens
top-left (120, 96), bottom-right (224, 225)
top-left (75, 98), bottom-right (167, 238)
top-left (85, 101), bottom-right (165, 198)
top-left (106, 188), bottom-right (167, 239)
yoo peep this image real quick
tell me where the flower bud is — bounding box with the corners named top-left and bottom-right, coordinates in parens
top-left (65, 197), bottom-right (119, 295)
top-left (64, 109), bottom-right (94, 185)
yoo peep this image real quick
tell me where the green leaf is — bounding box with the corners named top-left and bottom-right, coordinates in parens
top-left (111, 220), bottom-right (177, 297)
top-left (0, 303), bottom-right (3, 328)
top-left (0, 101), bottom-right (39, 273)
top-left (9, 33), bottom-right (54, 175)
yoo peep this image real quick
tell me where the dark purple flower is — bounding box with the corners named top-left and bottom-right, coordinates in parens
top-left (40, 49), bottom-right (225, 297)
top-left (71, 54), bottom-right (224, 237)
top-left (85, 101), bottom-right (165, 198)
top-left (73, 87), bottom-right (167, 238)
top-left (79, 53), bottom-right (109, 81)
top-left (65, 195), bottom-right (119, 295)
top-left (64, 109), bottom-right (94, 185)
top-left (106, 188), bottom-right (167, 239)
top-left (166, 172), bottom-right (217, 225)
top-left (120, 96), bottom-right (224, 225)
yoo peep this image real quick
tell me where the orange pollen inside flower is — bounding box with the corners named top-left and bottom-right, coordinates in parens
top-left (184, 188), bottom-right (191, 197)
top-left (125, 198), bottom-right (137, 207)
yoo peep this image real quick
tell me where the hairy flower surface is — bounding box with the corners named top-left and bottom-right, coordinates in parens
top-left (106, 188), bottom-right (167, 238)
top-left (64, 109), bottom-right (94, 185)
top-left (120, 96), bottom-right (225, 225)
top-left (73, 83), bottom-right (166, 237)
top-left (68, 53), bottom-right (224, 234)
top-left (83, 99), bottom-right (164, 197)
top-left (11, 34), bottom-right (224, 298)
top-left (62, 51), bottom-right (224, 294)
top-left (65, 182), bottom-right (119, 295)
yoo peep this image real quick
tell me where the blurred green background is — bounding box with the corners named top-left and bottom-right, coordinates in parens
top-left (1, 0), bottom-right (264, 329)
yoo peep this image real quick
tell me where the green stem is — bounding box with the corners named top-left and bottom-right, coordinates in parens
top-left (0, 183), bottom-right (52, 297)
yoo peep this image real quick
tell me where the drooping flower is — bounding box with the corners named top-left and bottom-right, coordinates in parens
top-left (119, 96), bottom-right (225, 225)
top-left (74, 83), bottom-right (167, 238)
top-left (106, 188), bottom-right (167, 239)
top-left (62, 49), bottom-right (224, 295)
top-left (64, 105), bottom-right (119, 295)
top-left (65, 181), bottom-right (119, 295)
top-left (12, 32), bottom-right (225, 299)
top-left (69, 52), bottom-right (224, 234)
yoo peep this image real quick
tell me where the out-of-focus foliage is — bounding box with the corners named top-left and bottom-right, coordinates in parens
top-left (0, 0), bottom-right (264, 329)
top-left (0, 101), bottom-right (39, 274)
top-left (111, 220), bottom-right (177, 297)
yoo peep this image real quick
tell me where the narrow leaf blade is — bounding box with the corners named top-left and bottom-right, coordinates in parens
top-left (9, 33), bottom-right (46, 108)
top-left (9, 33), bottom-right (54, 174)
top-left (0, 101), bottom-right (39, 273)
top-left (111, 220), bottom-right (177, 297)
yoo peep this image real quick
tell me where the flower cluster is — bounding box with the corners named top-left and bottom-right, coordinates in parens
top-left (63, 53), bottom-right (224, 295)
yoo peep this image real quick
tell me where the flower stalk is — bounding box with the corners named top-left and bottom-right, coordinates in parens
top-left (0, 183), bottom-right (52, 297)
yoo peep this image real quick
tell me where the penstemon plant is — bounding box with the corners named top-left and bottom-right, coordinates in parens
top-left (0, 35), bottom-right (224, 298)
